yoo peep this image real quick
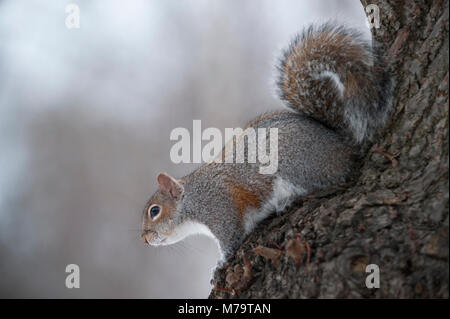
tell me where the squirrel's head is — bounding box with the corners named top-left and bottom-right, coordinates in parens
top-left (141, 173), bottom-right (185, 246)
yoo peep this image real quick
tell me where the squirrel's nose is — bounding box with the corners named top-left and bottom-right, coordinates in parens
top-left (141, 232), bottom-right (153, 244)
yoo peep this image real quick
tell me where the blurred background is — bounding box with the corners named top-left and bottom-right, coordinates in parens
top-left (0, 0), bottom-right (370, 298)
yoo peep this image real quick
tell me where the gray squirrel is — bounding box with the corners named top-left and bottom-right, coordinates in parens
top-left (141, 23), bottom-right (392, 261)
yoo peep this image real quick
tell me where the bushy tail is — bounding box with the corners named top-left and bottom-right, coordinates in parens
top-left (277, 23), bottom-right (392, 145)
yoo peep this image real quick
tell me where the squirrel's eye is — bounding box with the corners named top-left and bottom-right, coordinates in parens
top-left (149, 205), bottom-right (161, 219)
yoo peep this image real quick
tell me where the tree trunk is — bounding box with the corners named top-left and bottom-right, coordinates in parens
top-left (210, 0), bottom-right (449, 299)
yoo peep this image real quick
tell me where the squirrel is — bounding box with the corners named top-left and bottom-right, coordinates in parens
top-left (141, 23), bottom-right (392, 262)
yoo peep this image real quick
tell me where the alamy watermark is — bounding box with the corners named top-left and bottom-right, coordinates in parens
top-left (65, 3), bottom-right (80, 29)
top-left (365, 4), bottom-right (381, 29)
top-left (170, 120), bottom-right (279, 175)
top-left (65, 264), bottom-right (80, 288)
top-left (365, 264), bottom-right (380, 289)
top-left (63, 4), bottom-right (381, 30)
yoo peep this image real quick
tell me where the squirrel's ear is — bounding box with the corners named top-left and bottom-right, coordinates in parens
top-left (157, 173), bottom-right (184, 200)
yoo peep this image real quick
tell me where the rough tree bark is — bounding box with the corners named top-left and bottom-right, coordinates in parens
top-left (210, 0), bottom-right (449, 299)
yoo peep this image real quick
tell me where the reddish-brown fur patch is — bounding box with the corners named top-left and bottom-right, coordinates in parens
top-left (229, 184), bottom-right (262, 219)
